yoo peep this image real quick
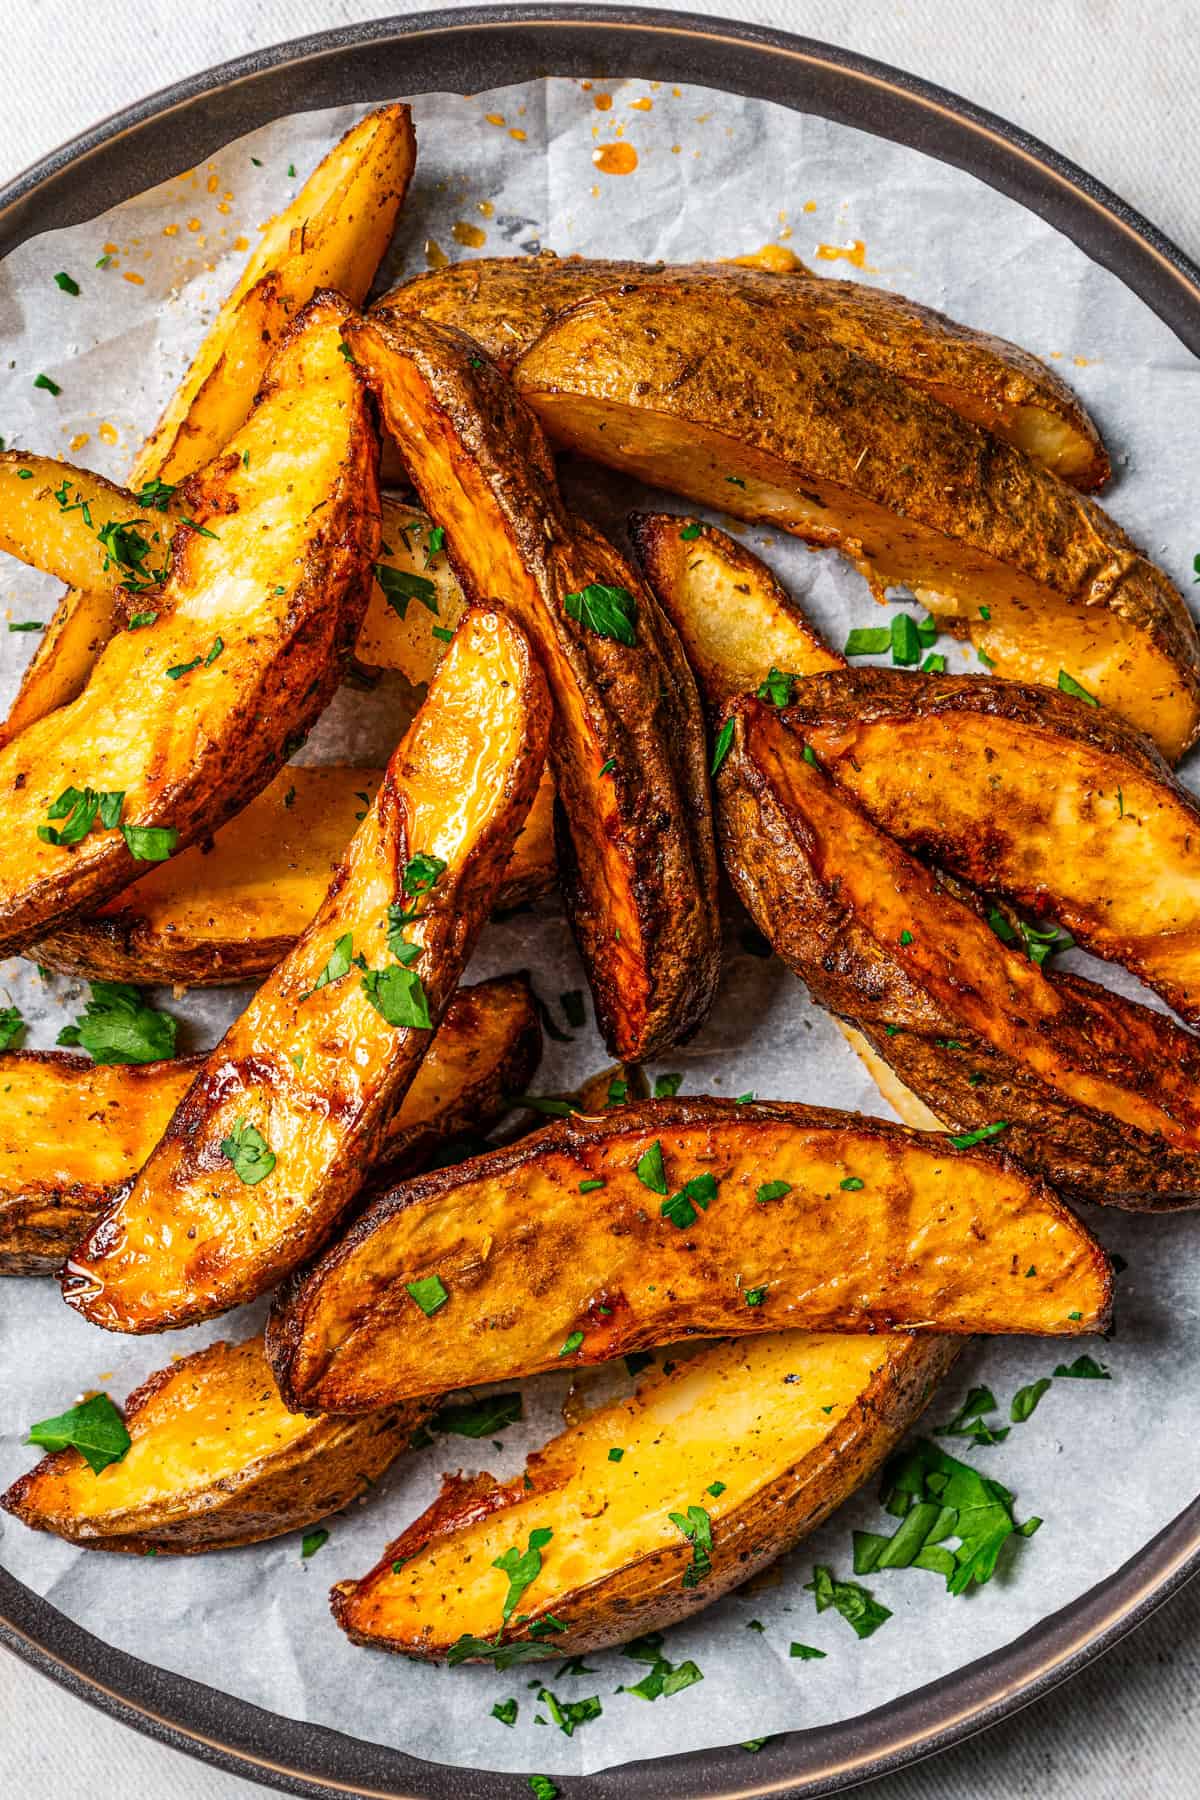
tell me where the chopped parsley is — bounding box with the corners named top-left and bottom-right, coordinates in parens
top-left (536, 1686), bottom-right (602, 1736)
top-left (1010, 1378), bottom-right (1053, 1423)
top-left (805, 1564), bottom-right (891, 1637)
top-left (936, 1385), bottom-right (1009, 1446)
top-left (653, 1071), bottom-right (683, 1098)
top-left (0, 1004), bottom-right (25, 1051)
top-left (790, 1643), bottom-right (826, 1660)
top-left (301, 932), bottom-right (354, 1000)
top-left (301, 1528), bottom-right (329, 1558)
top-left (558, 1330), bottom-right (584, 1357)
top-left (26, 1392), bottom-right (131, 1474)
top-left (668, 1504), bottom-right (712, 1587)
top-left (744, 1286), bottom-right (767, 1306)
top-left (710, 717), bottom-right (734, 775)
top-left (424, 524), bottom-right (446, 563)
top-left (8, 619), bottom-right (44, 632)
top-left (839, 1175), bottom-right (864, 1192)
top-left (579, 1178), bottom-right (605, 1194)
top-left (402, 851), bottom-right (447, 896)
top-left (127, 611), bottom-right (158, 630)
top-left (620, 1633), bottom-right (703, 1702)
top-left (375, 563), bottom-right (439, 620)
top-left (661, 1172), bottom-right (716, 1228)
top-left (495, 1527), bottom-right (552, 1622)
top-left (528, 1779), bottom-right (558, 1800)
top-left (491, 1698), bottom-right (518, 1726)
top-left (680, 521), bottom-right (702, 540)
top-left (406, 1274), bottom-right (449, 1316)
top-left (56, 980), bottom-right (176, 1065)
top-left (608, 1447), bottom-right (625, 1462)
top-left (430, 1392), bottom-right (522, 1438)
top-left (560, 988), bottom-right (587, 1029)
top-left (563, 582), bottom-right (638, 647)
top-left (362, 964), bottom-right (432, 1029)
top-left (756, 1179), bottom-right (791, 1204)
top-left (1053, 1354), bottom-right (1110, 1380)
top-left (635, 1140), bottom-right (668, 1195)
top-left (756, 667), bottom-right (798, 707)
top-left (122, 823), bottom-right (178, 862)
top-left (948, 1121), bottom-right (1009, 1150)
top-left (1058, 669), bottom-right (1099, 707)
top-left (853, 1438), bottom-right (1041, 1594)
top-left (33, 372), bottom-right (62, 396)
top-left (54, 271), bottom-right (81, 295)
top-left (37, 786), bottom-right (101, 847)
top-left (166, 655), bottom-right (202, 681)
top-left (220, 1120), bottom-right (276, 1185)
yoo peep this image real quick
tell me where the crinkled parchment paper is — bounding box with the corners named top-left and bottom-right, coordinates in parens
top-left (1, 74), bottom-right (1199, 1781)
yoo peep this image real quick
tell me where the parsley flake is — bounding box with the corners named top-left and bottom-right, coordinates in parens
top-left (563, 582), bottom-right (637, 647)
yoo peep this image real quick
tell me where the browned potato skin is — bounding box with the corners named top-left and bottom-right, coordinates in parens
top-left (513, 281), bottom-right (1200, 761)
top-left (332, 1331), bottom-right (959, 1657)
top-left (630, 512), bottom-right (841, 710)
top-left (719, 699), bottom-right (1200, 1208)
top-left (384, 255), bottom-right (1108, 487)
top-left (345, 308), bottom-right (721, 1062)
top-left (62, 607), bottom-right (551, 1332)
top-left (0, 977), bottom-right (541, 1277)
top-left (2, 1335), bottom-right (429, 1554)
top-left (0, 295), bottom-right (379, 960)
top-left (779, 668), bottom-right (1200, 1030)
top-left (266, 1097), bottom-right (1110, 1416)
top-left (33, 763), bottom-right (557, 987)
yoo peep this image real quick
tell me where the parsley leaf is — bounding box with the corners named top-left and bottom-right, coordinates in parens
top-left (1011, 1378), bottom-right (1053, 1422)
top-left (1053, 1354), bottom-right (1110, 1380)
top-left (301, 1528), bottom-right (329, 1558)
top-left (653, 1071), bottom-right (683, 1099)
top-left (0, 1004), bottom-right (25, 1051)
top-left (302, 932), bottom-right (354, 999)
top-left (1058, 669), bottom-right (1099, 707)
top-left (805, 1564), bottom-right (891, 1637)
top-left (56, 981), bottom-right (176, 1065)
top-left (431, 1392), bottom-right (522, 1438)
top-left (756, 1178), bottom-right (791, 1204)
top-left (26, 1392), bottom-right (131, 1474)
top-left (407, 1274), bottom-right (449, 1316)
top-left (402, 852), bottom-right (447, 896)
top-left (948, 1121), bottom-right (1009, 1150)
top-left (661, 1171), bottom-right (717, 1229)
top-left (635, 1140), bottom-right (668, 1194)
top-left (536, 1686), bottom-right (602, 1736)
top-left (491, 1698), bottom-right (518, 1726)
top-left (710, 717), bottom-right (734, 776)
top-left (756, 667), bottom-right (798, 707)
top-left (122, 823), bottom-right (178, 862)
top-left (375, 563), bottom-right (439, 620)
top-left (495, 1527), bottom-right (553, 1622)
top-left (564, 582), bottom-right (638, 646)
top-left (220, 1120), bottom-right (276, 1185)
top-left (668, 1504), bottom-right (713, 1587)
top-left (936, 1385), bottom-right (1009, 1446)
top-left (362, 965), bottom-right (432, 1029)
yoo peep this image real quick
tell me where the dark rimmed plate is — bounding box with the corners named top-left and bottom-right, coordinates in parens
top-left (2, 9), bottom-right (1199, 1796)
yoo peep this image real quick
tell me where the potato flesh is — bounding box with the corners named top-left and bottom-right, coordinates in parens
top-left (803, 701), bottom-right (1200, 1027)
top-left (63, 609), bottom-right (549, 1330)
top-left (741, 706), bottom-right (1200, 1152)
top-left (335, 1331), bottom-right (954, 1653)
top-left (271, 1101), bottom-right (1108, 1414)
top-left (0, 453), bottom-right (182, 594)
top-left (516, 292), bottom-right (1199, 761)
top-left (0, 303), bottom-right (375, 957)
top-left (2, 1335), bottom-right (424, 1551)
top-left (631, 515), bottom-right (841, 706)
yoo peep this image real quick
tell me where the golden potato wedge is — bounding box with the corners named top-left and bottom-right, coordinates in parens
top-left (385, 255), bottom-right (1107, 486)
top-left (630, 513), bottom-right (841, 708)
top-left (719, 698), bottom-right (1200, 1208)
top-left (513, 281), bottom-right (1200, 760)
top-left (0, 976), bottom-right (541, 1276)
top-left (34, 763), bottom-right (556, 986)
top-left (0, 452), bottom-right (185, 595)
top-left (135, 106), bottom-right (415, 486)
top-left (2, 109), bottom-right (414, 744)
top-left (0, 296), bottom-right (378, 960)
top-left (779, 668), bottom-right (1200, 1030)
top-left (345, 308), bottom-right (721, 1061)
top-left (2, 1334), bottom-right (428, 1554)
top-left (266, 1096), bottom-right (1109, 1416)
top-left (62, 605), bottom-right (551, 1332)
top-left (332, 1329), bottom-right (958, 1657)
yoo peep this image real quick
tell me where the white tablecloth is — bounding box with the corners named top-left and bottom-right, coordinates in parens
top-left (2, 4), bottom-right (1197, 1797)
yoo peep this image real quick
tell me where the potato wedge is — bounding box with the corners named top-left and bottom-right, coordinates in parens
top-left (777, 668), bottom-right (1200, 1030)
top-left (345, 308), bottom-right (721, 1061)
top-left (62, 605), bottom-right (551, 1331)
top-left (2, 1335), bottom-right (428, 1554)
top-left (630, 513), bottom-right (841, 708)
top-left (332, 1329), bottom-right (957, 1657)
top-left (0, 296), bottom-right (378, 960)
top-left (266, 1096), bottom-right (1109, 1416)
top-left (719, 698), bottom-right (1200, 1207)
top-left (0, 976), bottom-right (541, 1277)
top-left (514, 281), bottom-right (1200, 760)
top-left (385, 255), bottom-right (1107, 486)
top-left (34, 763), bottom-right (556, 985)
top-left (2, 109), bottom-right (414, 744)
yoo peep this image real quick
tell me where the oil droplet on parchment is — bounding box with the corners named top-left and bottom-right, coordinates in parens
top-left (593, 142), bottom-right (638, 176)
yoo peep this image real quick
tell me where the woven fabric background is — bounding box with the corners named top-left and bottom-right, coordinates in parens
top-left (2, 3), bottom-right (1197, 1796)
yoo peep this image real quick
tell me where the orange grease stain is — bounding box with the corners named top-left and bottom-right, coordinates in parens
top-left (726, 244), bottom-right (807, 273)
top-left (815, 238), bottom-right (875, 270)
top-left (424, 239), bottom-right (449, 269)
top-left (452, 221), bottom-right (487, 248)
top-left (593, 142), bottom-right (638, 176)
top-left (477, 200), bottom-right (496, 218)
top-left (593, 93), bottom-right (613, 111)
top-left (629, 97), bottom-right (652, 111)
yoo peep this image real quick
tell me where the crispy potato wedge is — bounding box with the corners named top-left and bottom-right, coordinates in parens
top-left (0, 452), bottom-right (185, 594)
top-left (267, 1097), bottom-right (1109, 1416)
top-left (0, 976), bottom-right (541, 1276)
top-left (719, 698), bottom-right (1200, 1208)
top-left (631, 513), bottom-right (841, 708)
top-left (135, 105), bottom-right (415, 485)
top-left (780, 668), bottom-right (1200, 1030)
top-left (62, 606), bottom-right (551, 1331)
top-left (0, 296), bottom-right (378, 960)
top-left (2, 109), bottom-right (413, 744)
top-left (345, 308), bottom-right (721, 1061)
top-left (514, 281), bottom-right (1200, 760)
top-left (332, 1329), bottom-right (957, 1657)
top-left (2, 1335), bottom-right (428, 1554)
top-left (34, 762), bottom-right (556, 985)
top-left (385, 255), bottom-right (1107, 486)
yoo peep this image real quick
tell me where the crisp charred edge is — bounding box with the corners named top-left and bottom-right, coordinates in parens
top-left (265, 1095), bottom-right (1112, 1409)
top-left (329, 1333), bottom-right (962, 1655)
top-left (0, 1343), bottom-right (433, 1554)
top-left (779, 666), bottom-right (1180, 787)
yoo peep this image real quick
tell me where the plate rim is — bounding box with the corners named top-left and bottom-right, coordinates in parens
top-left (2, 8), bottom-right (1199, 1797)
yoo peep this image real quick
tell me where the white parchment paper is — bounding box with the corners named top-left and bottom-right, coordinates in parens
top-left (1, 75), bottom-right (1199, 1780)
